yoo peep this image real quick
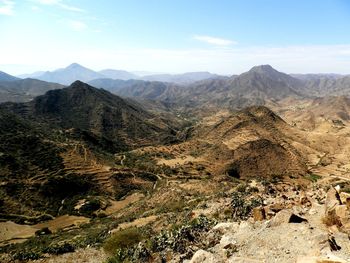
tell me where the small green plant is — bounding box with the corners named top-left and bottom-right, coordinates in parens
top-left (157, 199), bottom-right (186, 214)
top-left (103, 227), bottom-right (144, 255)
top-left (231, 192), bottom-right (263, 220)
top-left (13, 251), bottom-right (42, 260)
top-left (305, 173), bottom-right (322, 182)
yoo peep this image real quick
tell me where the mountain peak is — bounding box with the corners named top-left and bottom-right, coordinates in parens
top-left (0, 71), bottom-right (20, 82)
top-left (70, 80), bottom-right (86, 87)
top-left (66, 63), bottom-right (84, 69)
top-left (248, 64), bottom-right (278, 75)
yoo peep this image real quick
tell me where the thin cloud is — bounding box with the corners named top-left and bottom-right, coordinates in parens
top-left (0, 0), bottom-right (15, 16)
top-left (67, 20), bottom-right (87, 31)
top-left (34, 0), bottom-right (85, 12)
top-left (3, 44), bottom-right (350, 75)
top-left (193, 35), bottom-right (237, 46)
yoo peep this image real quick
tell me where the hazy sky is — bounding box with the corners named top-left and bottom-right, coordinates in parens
top-left (1, 0), bottom-right (350, 75)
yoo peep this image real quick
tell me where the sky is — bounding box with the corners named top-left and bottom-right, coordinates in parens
top-left (1, 0), bottom-right (350, 75)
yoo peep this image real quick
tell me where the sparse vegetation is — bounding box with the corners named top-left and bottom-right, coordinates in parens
top-left (231, 187), bottom-right (263, 220)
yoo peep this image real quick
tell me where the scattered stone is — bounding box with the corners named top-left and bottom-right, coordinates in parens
top-left (339, 192), bottom-right (350, 209)
top-left (35, 227), bottom-right (52, 236)
top-left (325, 188), bottom-right (341, 213)
top-left (296, 255), bottom-right (348, 263)
top-left (289, 214), bottom-right (308, 223)
top-left (212, 222), bottom-right (239, 235)
top-left (220, 234), bottom-right (237, 248)
top-left (328, 236), bottom-right (341, 251)
top-left (227, 256), bottom-right (263, 262)
top-left (252, 207), bottom-right (266, 221)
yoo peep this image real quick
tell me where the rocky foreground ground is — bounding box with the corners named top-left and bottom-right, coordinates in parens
top-left (185, 182), bottom-right (350, 263)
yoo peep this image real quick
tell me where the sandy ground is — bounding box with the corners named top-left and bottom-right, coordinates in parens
top-left (105, 193), bottom-right (144, 215)
top-left (0, 215), bottom-right (90, 246)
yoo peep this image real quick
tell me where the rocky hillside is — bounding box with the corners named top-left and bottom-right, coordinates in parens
top-left (0, 79), bottom-right (64, 103)
top-left (91, 65), bottom-right (306, 112)
top-left (0, 71), bottom-right (19, 82)
top-left (2, 81), bottom-right (179, 148)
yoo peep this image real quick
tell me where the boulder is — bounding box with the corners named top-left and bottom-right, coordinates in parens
top-left (220, 233), bottom-right (237, 248)
top-left (268, 209), bottom-right (307, 227)
top-left (189, 249), bottom-right (219, 263)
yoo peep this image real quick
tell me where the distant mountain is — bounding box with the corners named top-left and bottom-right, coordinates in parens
top-left (226, 65), bottom-right (304, 99)
top-left (141, 71), bottom-right (221, 85)
top-left (169, 65), bottom-right (305, 110)
top-left (0, 78), bottom-right (64, 103)
top-left (0, 71), bottom-right (19, 82)
top-left (89, 65), bottom-right (306, 111)
top-left (36, 63), bottom-right (105, 85)
top-left (132, 71), bottom-right (163, 77)
top-left (89, 78), bottom-right (182, 101)
top-left (88, 78), bottom-right (146, 93)
top-left (290, 73), bottom-right (343, 81)
top-left (288, 74), bottom-right (350, 97)
top-left (99, 69), bottom-right (138, 80)
top-left (17, 71), bottom-right (46, 79)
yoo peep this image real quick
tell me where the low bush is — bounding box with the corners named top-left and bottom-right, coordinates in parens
top-left (43, 242), bottom-right (75, 255)
top-left (103, 227), bottom-right (144, 255)
top-left (305, 173), bottom-right (322, 182)
top-left (322, 211), bottom-right (342, 227)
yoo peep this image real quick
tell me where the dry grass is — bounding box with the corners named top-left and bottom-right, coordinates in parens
top-left (322, 211), bottom-right (342, 227)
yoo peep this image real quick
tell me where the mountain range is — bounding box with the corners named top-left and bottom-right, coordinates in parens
top-left (18, 63), bottom-right (221, 85)
top-left (1, 64), bottom-right (350, 112)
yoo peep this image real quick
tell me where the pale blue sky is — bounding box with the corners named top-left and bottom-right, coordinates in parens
top-left (1, 0), bottom-right (350, 75)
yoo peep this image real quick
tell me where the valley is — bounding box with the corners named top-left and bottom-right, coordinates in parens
top-left (1, 65), bottom-right (350, 263)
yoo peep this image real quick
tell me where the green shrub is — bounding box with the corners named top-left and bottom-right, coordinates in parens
top-left (231, 192), bottom-right (263, 220)
top-left (103, 228), bottom-right (144, 255)
top-left (79, 199), bottom-right (101, 216)
top-left (44, 242), bottom-right (75, 255)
